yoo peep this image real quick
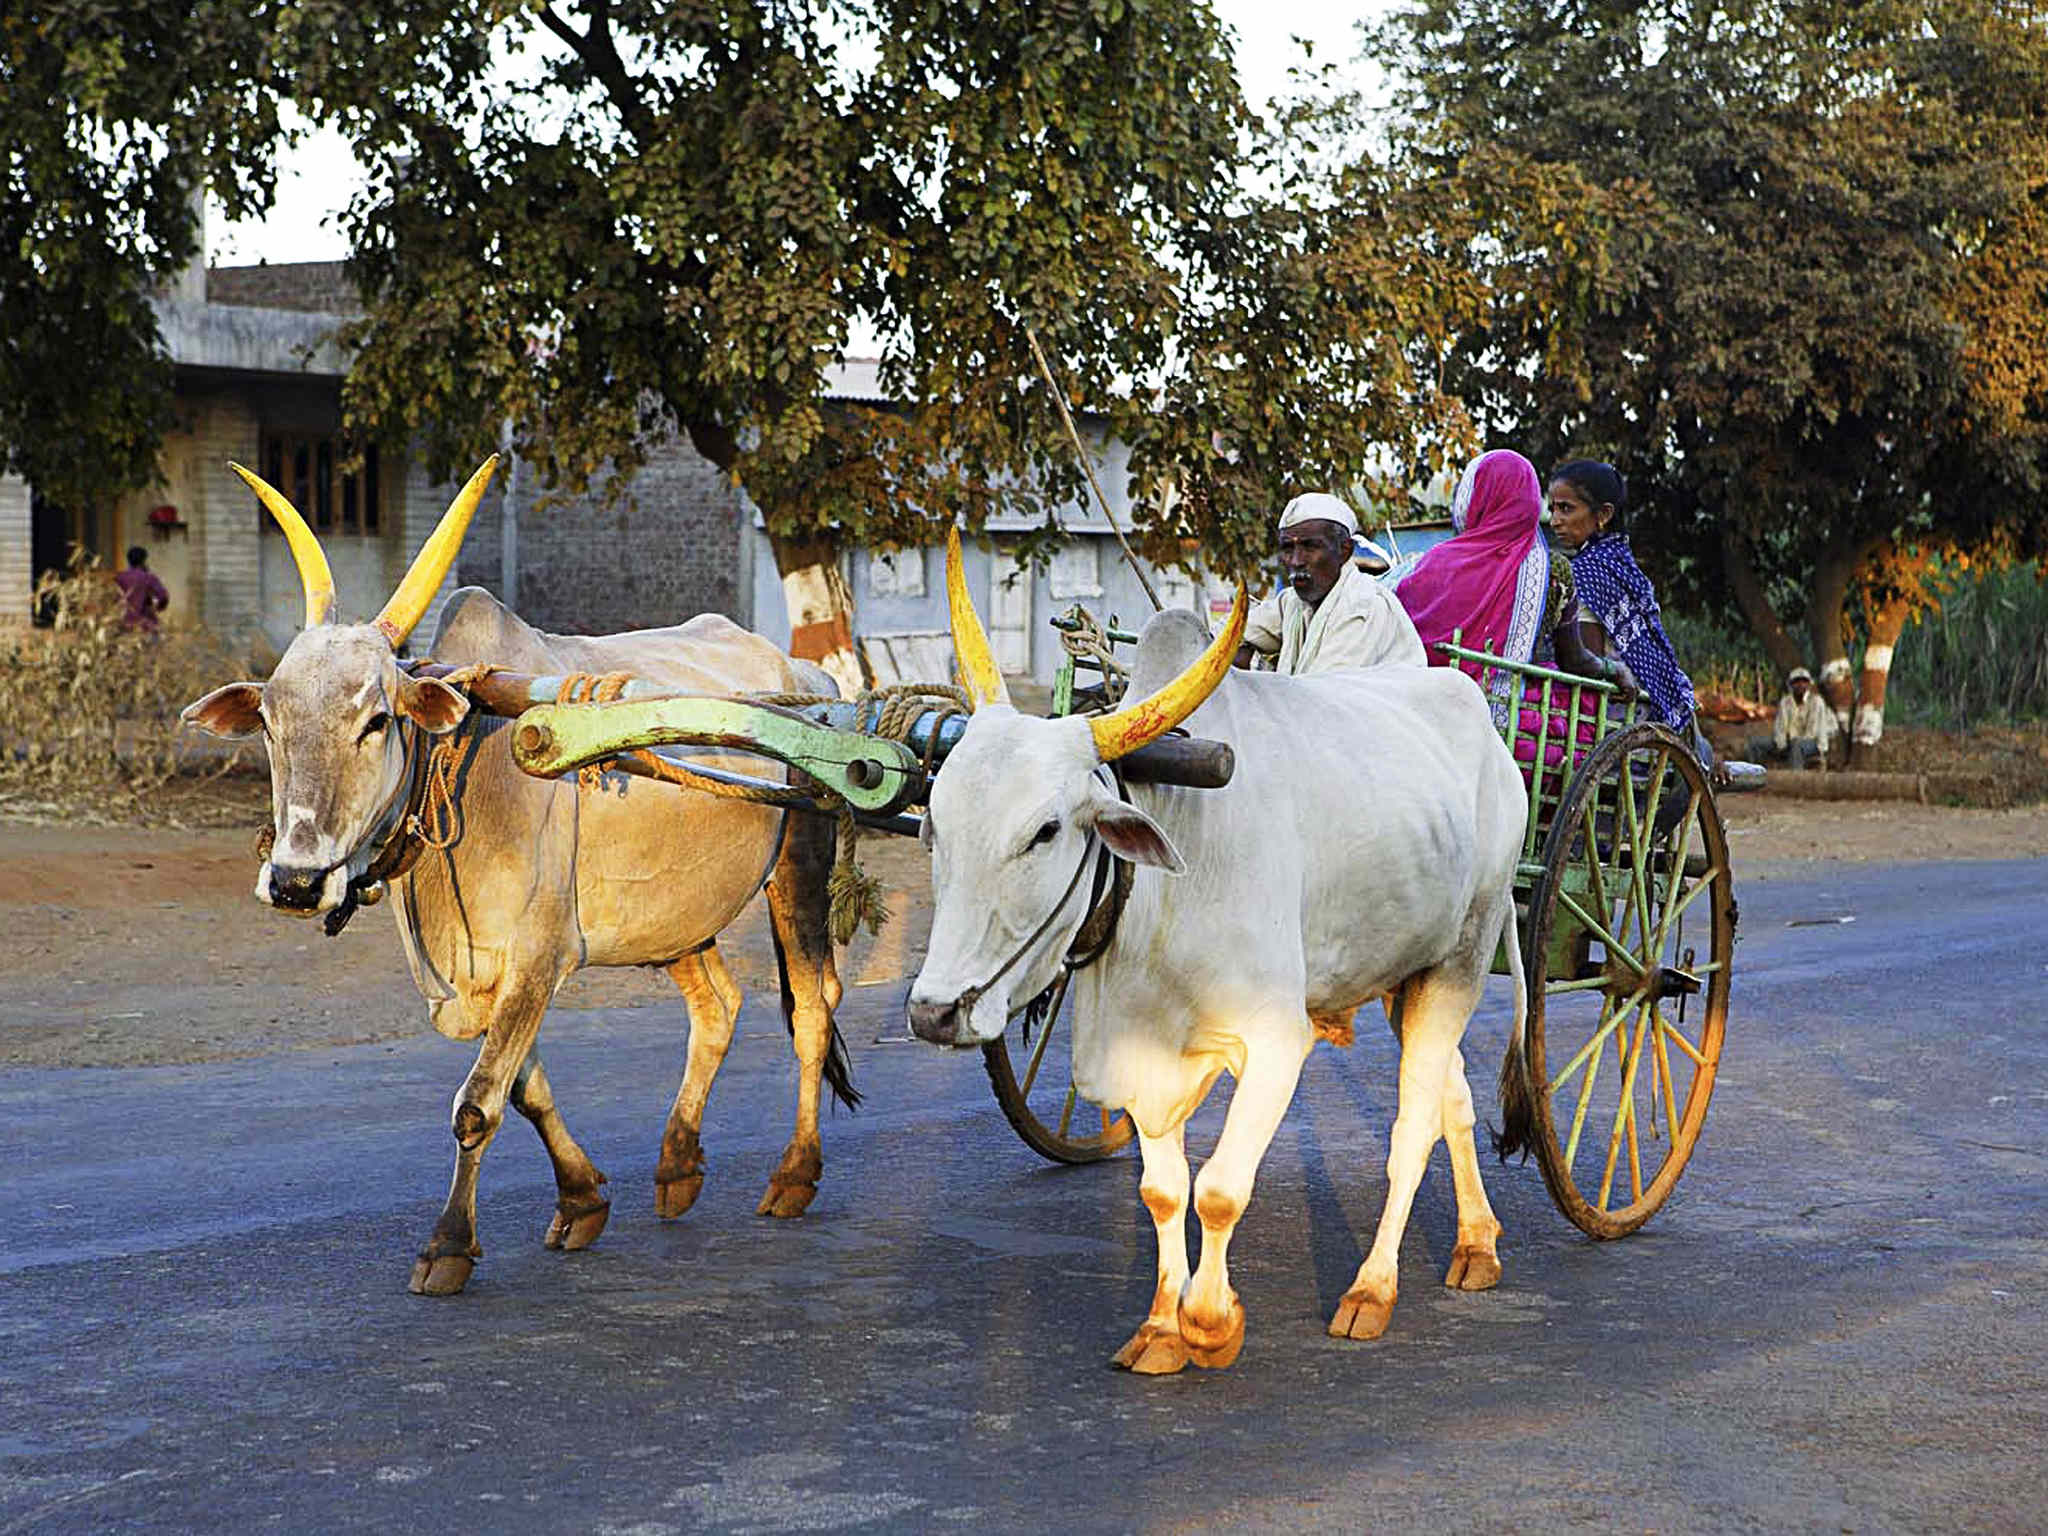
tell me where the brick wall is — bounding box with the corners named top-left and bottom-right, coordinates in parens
top-left (189, 398), bottom-right (263, 639)
top-left (206, 262), bottom-right (361, 315)
top-left (455, 430), bottom-right (748, 635)
top-left (0, 475), bottom-right (30, 625)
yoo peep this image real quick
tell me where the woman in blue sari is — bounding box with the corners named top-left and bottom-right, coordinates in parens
top-left (1546, 460), bottom-right (1724, 781)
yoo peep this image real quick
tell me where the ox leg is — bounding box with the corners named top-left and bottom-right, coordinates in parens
top-left (1112, 1124), bottom-right (1194, 1375)
top-left (757, 818), bottom-right (844, 1218)
top-left (1439, 1043), bottom-right (1503, 1291)
top-left (1180, 1039), bottom-right (1311, 1370)
top-left (408, 984), bottom-right (550, 1297)
top-left (510, 1054), bottom-right (611, 1254)
top-left (655, 947), bottom-right (742, 1218)
top-left (1330, 971), bottom-right (1480, 1340)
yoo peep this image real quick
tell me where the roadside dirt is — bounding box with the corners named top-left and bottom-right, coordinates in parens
top-left (4, 772), bottom-right (2045, 1071)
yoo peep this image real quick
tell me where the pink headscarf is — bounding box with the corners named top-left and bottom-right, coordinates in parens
top-left (1396, 449), bottom-right (1550, 676)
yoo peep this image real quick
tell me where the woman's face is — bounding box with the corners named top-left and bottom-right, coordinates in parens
top-left (1547, 480), bottom-right (1610, 551)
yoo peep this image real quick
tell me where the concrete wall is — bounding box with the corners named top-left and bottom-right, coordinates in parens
top-left (455, 430), bottom-right (748, 637)
top-left (0, 476), bottom-right (30, 626)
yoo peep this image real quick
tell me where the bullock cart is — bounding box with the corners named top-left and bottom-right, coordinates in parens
top-left (457, 614), bottom-right (1732, 1238)
top-left (413, 648), bottom-right (1233, 1169)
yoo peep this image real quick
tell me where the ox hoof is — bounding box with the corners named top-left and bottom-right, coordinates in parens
top-left (544, 1197), bottom-right (611, 1252)
top-left (1445, 1243), bottom-right (1501, 1292)
top-left (1179, 1296), bottom-right (1247, 1370)
top-left (656, 1174), bottom-right (705, 1219)
top-left (1328, 1288), bottom-right (1395, 1341)
top-left (1112, 1323), bottom-right (1190, 1375)
top-left (408, 1254), bottom-right (475, 1297)
top-left (756, 1181), bottom-right (817, 1219)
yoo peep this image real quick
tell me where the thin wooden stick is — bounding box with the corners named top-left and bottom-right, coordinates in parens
top-left (1024, 325), bottom-right (1162, 613)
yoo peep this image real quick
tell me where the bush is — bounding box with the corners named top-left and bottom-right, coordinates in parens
top-left (1889, 561), bottom-right (2048, 729)
top-left (1662, 608), bottom-right (1782, 706)
top-left (0, 550), bottom-right (260, 803)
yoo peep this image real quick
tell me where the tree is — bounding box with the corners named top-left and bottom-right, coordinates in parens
top-left (0, 1), bottom-right (286, 514)
top-left (1373, 0), bottom-right (2048, 735)
top-left (274, 0), bottom-right (1254, 685)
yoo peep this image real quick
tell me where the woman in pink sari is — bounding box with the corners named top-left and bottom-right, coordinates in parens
top-left (1396, 450), bottom-right (1634, 769)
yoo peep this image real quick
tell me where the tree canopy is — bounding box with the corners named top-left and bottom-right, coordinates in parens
top-left (1372, 0), bottom-right (2048, 691)
top-left (283, 0), bottom-right (1248, 558)
top-left (1, 0), bottom-right (285, 513)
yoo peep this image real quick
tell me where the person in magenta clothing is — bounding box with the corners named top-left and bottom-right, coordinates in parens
top-left (114, 546), bottom-right (169, 632)
top-left (1395, 449), bottom-right (1633, 719)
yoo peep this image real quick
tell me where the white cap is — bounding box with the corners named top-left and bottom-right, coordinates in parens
top-left (1277, 492), bottom-right (1358, 537)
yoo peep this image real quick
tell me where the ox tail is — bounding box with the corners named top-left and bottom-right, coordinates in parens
top-left (771, 924), bottom-right (862, 1112)
top-left (1491, 897), bottom-right (1537, 1163)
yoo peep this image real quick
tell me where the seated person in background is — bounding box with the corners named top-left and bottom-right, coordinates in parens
top-left (1546, 459), bottom-right (1724, 781)
top-left (1234, 492), bottom-right (1426, 675)
top-left (1746, 667), bottom-right (1836, 770)
top-left (1395, 449), bottom-right (1634, 725)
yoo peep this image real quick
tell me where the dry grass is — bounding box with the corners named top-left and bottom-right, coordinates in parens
top-left (0, 552), bottom-right (262, 823)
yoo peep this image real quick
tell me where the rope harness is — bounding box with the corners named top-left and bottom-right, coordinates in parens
top-left (1055, 608), bottom-right (1128, 704)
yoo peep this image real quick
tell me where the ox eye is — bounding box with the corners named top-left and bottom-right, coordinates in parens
top-left (1028, 818), bottom-right (1059, 850)
top-left (358, 711), bottom-right (391, 743)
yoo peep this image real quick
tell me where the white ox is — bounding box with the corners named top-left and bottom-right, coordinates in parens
top-left (185, 460), bottom-right (851, 1296)
top-left (908, 534), bottom-right (1528, 1372)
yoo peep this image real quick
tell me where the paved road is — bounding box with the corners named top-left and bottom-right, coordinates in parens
top-left (3, 858), bottom-right (2045, 1533)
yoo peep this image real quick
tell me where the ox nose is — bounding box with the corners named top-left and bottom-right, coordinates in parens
top-left (908, 998), bottom-right (961, 1046)
top-left (268, 864), bottom-right (331, 912)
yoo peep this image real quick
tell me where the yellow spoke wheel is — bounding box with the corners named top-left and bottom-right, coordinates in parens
top-left (1522, 723), bottom-right (1734, 1238)
top-left (982, 969), bottom-right (1134, 1165)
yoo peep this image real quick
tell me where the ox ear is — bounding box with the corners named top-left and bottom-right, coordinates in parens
top-left (181, 682), bottom-right (265, 740)
top-left (396, 675), bottom-right (472, 735)
top-left (1084, 789), bottom-right (1186, 875)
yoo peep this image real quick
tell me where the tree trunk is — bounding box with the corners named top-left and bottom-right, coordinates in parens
top-left (771, 530), bottom-right (866, 697)
top-left (1807, 533), bottom-right (1880, 740)
top-left (1851, 541), bottom-right (1929, 752)
top-left (685, 418), bottom-right (866, 697)
top-left (1722, 533), bottom-right (1806, 679)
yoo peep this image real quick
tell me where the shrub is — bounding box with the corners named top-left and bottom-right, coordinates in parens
top-left (1889, 561), bottom-right (2048, 728)
top-left (0, 550), bottom-right (259, 804)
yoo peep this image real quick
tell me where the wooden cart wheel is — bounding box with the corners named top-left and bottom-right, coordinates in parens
top-left (1521, 722), bottom-right (1734, 1238)
top-left (982, 969), bottom-right (1134, 1164)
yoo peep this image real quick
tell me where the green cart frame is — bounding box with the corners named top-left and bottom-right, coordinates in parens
top-left (991, 617), bottom-right (1734, 1240)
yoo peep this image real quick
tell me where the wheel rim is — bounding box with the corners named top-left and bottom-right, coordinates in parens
top-left (982, 970), bottom-right (1134, 1165)
top-left (1523, 723), bottom-right (1733, 1238)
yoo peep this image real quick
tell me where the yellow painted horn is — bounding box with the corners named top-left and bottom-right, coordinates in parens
top-left (229, 462), bottom-right (336, 627)
top-left (1088, 586), bottom-right (1248, 761)
top-left (945, 526), bottom-right (1010, 710)
top-left (373, 456), bottom-right (500, 648)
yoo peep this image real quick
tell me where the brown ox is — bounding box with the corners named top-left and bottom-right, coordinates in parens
top-left (184, 459), bottom-right (852, 1295)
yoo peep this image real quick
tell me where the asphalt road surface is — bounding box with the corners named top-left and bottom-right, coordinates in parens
top-left (4, 856), bottom-right (2045, 1533)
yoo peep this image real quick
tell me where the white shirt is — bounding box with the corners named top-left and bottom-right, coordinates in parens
top-left (1775, 689), bottom-right (1837, 751)
top-left (1243, 562), bottom-right (1427, 675)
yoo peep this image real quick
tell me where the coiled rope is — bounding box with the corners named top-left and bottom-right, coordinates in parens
top-left (747, 682), bottom-right (971, 943)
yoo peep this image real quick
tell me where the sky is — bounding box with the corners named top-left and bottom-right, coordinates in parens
top-left (207, 3), bottom-right (1392, 266)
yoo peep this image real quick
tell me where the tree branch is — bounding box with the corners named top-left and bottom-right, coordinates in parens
top-left (1722, 531), bottom-right (1805, 679)
top-left (539, 3), bottom-right (654, 146)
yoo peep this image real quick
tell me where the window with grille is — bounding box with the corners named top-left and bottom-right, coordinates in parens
top-left (257, 436), bottom-right (383, 536)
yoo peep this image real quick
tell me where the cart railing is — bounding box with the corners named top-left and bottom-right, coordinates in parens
top-left (1433, 635), bottom-right (1638, 868)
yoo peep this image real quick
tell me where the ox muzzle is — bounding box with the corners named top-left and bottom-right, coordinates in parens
top-left (906, 986), bottom-right (1009, 1049)
top-left (258, 860), bottom-right (350, 916)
